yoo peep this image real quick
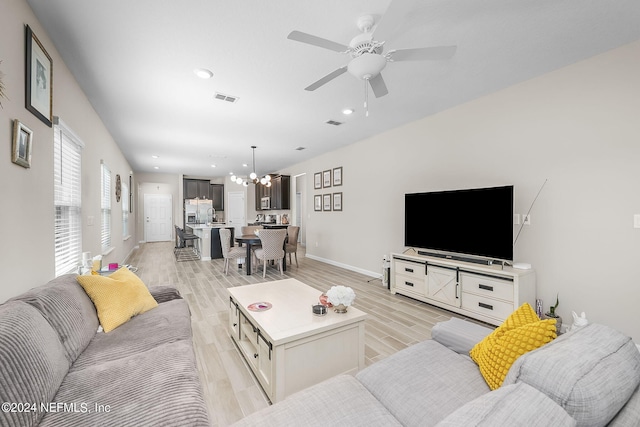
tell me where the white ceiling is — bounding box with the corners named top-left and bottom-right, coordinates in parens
top-left (27, 0), bottom-right (640, 178)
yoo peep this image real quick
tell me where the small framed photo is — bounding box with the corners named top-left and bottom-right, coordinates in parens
top-left (332, 167), bottom-right (342, 186)
top-left (323, 170), bottom-right (331, 188)
top-left (25, 25), bottom-right (53, 127)
top-left (12, 119), bottom-right (33, 168)
top-left (314, 195), bottom-right (322, 211)
top-left (333, 192), bottom-right (342, 211)
top-left (323, 194), bottom-right (332, 211)
top-left (314, 172), bottom-right (322, 189)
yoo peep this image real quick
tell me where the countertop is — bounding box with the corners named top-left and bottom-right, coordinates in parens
top-left (186, 222), bottom-right (227, 229)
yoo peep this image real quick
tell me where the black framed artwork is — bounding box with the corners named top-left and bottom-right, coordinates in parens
top-left (314, 194), bottom-right (322, 211)
top-left (332, 167), bottom-right (342, 186)
top-left (323, 170), bottom-right (331, 188)
top-left (323, 194), bottom-right (332, 211)
top-left (25, 25), bottom-right (53, 127)
top-left (333, 192), bottom-right (342, 211)
top-left (314, 172), bottom-right (322, 189)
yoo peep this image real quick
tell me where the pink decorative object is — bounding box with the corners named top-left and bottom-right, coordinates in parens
top-left (108, 263), bottom-right (118, 270)
top-left (319, 293), bottom-right (333, 307)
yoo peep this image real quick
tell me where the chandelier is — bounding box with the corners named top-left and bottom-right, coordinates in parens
top-left (230, 146), bottom-right (272, 187)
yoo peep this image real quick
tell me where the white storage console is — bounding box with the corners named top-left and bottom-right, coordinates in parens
top-left (391, 252), bottom-right (535, 326)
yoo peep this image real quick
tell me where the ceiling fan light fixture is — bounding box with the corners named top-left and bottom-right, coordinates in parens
top-left (347, 53), bottom-right (387, 80)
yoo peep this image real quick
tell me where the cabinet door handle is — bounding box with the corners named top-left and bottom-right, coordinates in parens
top-left (405, 267), bottom-right (414, 273)
top-left (479, 284), bottom-right (494, 292)
top-left (479, 302), bottom-right (494, 311)
top-left (405, 281), bottom-right (414, 287)
top-left (233, 323), bottom-right (237, 327)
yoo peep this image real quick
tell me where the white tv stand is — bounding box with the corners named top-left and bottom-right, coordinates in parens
top-left (390, 251), bottom-right (536, 326)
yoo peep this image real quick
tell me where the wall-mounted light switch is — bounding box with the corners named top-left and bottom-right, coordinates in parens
top-left (523, 214), bottom-right (531, 225)
top-left (634, 214), bottom-right (640, 229)
top-left (514, 214), bottom-right (521, 225)
top-left (87, 216), bottom-right (94, 226)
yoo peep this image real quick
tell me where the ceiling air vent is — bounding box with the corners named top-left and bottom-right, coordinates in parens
top-left (295, 146), bottom-right (306, 151)
top-left (325, 120), bottom-right (343, 126)
top-left (214, 92), bottom-right (239, 103)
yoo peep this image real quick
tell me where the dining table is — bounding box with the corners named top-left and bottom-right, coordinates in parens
top-left (235, 234), bottom-right (287, 276)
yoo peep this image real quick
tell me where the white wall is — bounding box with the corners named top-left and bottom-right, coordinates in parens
top-left (0, 0), bottom-right (135, 301)
top-left (281, 41), bottom-right (640, 341)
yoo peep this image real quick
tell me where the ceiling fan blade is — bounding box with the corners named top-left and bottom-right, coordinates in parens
top-left (369, 74), bottom-right (389, 98)
top-left (287, 30), bottom-right (349, 53)
top-left (372, 0), bottom-right (418, 42)
top-left (304, 66), bottom-right (348, 91)
top-left (389, 46), bottom-right (457, 61)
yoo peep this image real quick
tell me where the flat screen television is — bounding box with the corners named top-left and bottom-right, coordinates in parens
top-left (404, 185), bottom-right (514, 262)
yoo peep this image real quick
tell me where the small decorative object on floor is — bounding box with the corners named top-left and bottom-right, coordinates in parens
top-left (325, 285), bottom-right (356, 313)
top-left (570, 311), bottom-right (588, 331)
top-left (544, 294), bottom-right (562, 334)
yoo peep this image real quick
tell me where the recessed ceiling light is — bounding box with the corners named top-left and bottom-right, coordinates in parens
top-left (154, 166), bottom-right (160, 170)
top-left (152, 155), bottom-right (159, 159)
top-left (194, 68), bottom-right (213, 79)
top-left (242, 163), bottom-right (248, 168)
top-left (211, 164), bottom-right (216, 168)
top-left (342, 108), bottom-right (354, 115)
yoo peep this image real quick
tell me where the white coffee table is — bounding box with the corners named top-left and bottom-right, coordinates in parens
top-left (227, 278), bottom-right (367, 403)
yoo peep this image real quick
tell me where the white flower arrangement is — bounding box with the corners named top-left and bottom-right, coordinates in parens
top-left (325, 285), bottom-right (356, 307)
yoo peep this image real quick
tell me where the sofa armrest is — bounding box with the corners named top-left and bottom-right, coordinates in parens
top-left (148, 285), bottom-right (182, 304)
top-left (432, 317), bottom-right (493, 355)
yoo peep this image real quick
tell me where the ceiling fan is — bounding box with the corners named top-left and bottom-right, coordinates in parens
top-left (287, 0), bottom-right (457, 116)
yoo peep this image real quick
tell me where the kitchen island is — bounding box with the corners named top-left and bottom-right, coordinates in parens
top-left (185, 223), bottom-right (234, 261)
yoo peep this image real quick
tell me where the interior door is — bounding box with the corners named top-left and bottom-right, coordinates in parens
top-left (144, 193), bottom-right (173, 242)
top-left (227, 191), bottom-right (245, 235)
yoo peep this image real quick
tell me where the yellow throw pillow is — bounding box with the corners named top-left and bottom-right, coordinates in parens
top-left (77, 267), bottom-right (158, 332)
top-left (470, 303), bottom-right (557, 390)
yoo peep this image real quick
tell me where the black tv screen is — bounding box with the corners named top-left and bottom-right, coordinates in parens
top-left (404, 186), bottom-right (513, 261)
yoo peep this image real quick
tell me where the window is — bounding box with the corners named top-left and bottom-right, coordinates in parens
top-left (122, 181), bottom-right (129, 238)
top-left (54, 119), bottom-right (84, 276)
top-left (101, 161), bottom-right (111, 252)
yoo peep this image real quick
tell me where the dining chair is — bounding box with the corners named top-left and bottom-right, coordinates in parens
top-left (219, 228), bottom-right (245, 275)
top-left (285, 226), bottom-right (300, 267)
top-left (254, 229), bottom-right (287, 278)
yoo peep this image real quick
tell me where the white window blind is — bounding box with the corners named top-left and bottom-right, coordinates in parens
top-left (54, 118), bottom-right (84, 276)
top-left (122, 181), bottom-right (129, 238)
top-left (101, 162), bottom-right (112, 252)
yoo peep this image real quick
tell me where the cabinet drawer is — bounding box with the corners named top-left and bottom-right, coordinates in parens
top-left (462, 292), bottom-right (514, 321)
top-left (395, 274), bottom-right (425, 294)
top-left (394, 260), bottom-right (424, 280)
top-left (460, 273), bottom-right (513, 302)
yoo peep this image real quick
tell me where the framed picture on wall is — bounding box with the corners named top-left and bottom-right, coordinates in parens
top-left (314, 172), bottom-right (322, 189)
top-left (314, 195), bottom-right (322, 211)
top-left (332, 167), bottom-right (342, 186)
top-left (323, 170), bottom-right (331, 188)
top-left (333, 192), bottom-right (342, 211)
top-left (323, 194), bottom-right (332, 211)
top-left (25, 25), bottom-right (53, 127)
top-left (12, 119), bottom-right (33, 168)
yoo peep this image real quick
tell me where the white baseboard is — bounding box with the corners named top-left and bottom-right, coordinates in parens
top-left (305, 254), bottom-right (380, 279)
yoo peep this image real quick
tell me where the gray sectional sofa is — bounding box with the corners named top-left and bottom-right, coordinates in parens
top-left (0, 274), bottom-right (209, 427)
top-left (233, 318), bottom-right (640, 427)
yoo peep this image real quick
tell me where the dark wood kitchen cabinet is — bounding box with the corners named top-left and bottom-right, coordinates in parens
top-left (210, 184), bottom-right (224, 210)
top-left (255, 174), bottom-right (290, 211)
top-left (184, 178), bottom-right (217, 200)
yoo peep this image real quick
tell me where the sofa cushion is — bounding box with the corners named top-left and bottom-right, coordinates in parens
top-left (503, 323), bottom-right (640, 427)
top-left (231, 375), bottom-right (402, 427)
top-left (436, 383), bottom-right (576, 427)
top-left (77, 267), bottom-right (158, 332)
top-left (0, 302), bottom-right (70, 427)
top-left (608, 383), bottom-right (640, 427)
top-left (39, 340), bottom-right (209, 427)
top-left (11, 274), bottom-right (99, 363)
top-left (470, 303), bottom-right (556, 389)
top-left (70, 298), bottom-right (193, 372)
top-left (356, 339), bottom-right (490, 426)
top-left (431, 317), bottom-right (493, 355)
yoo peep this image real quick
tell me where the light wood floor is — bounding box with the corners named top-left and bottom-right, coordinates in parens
top-left (127, 241), bottom-right (462, 426)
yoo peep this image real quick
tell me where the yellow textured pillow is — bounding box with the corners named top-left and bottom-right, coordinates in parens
top-left (77, 267), bottom-right (158, 332)
top-left (470, 303), bottom-right (557, 390)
